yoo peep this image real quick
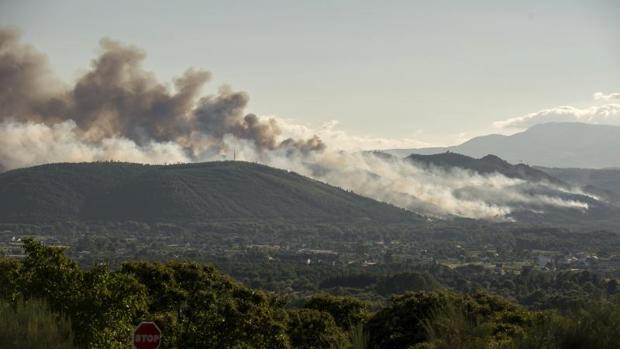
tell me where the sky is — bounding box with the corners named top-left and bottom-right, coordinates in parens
top-left (1, 0), bottom-right (619, 147)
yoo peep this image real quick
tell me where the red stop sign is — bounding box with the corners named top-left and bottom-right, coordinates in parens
top-left (133, 321), bottom-right (161, 349)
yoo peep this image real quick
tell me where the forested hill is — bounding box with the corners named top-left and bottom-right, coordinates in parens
top-left (0, 161), bottom-right (421, 223)
top-left (406, 152), bottom-right (561, 184)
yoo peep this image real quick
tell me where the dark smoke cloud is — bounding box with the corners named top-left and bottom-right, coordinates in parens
top-left (192, 88), bottom-right (325, 154)
top-left (0, 28), bottom-right (323, 157)
top-left (279, 135), bottom-right (326, 155)
top-left (0, 27), bottom-right (64, 123)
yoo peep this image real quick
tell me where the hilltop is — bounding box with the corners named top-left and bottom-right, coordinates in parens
top-left (406, 152), bottom-right (560, 184)
top-left (0, 161), bottom-right (420, 223)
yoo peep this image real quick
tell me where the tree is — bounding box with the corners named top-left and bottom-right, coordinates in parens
top-left (367, 291), bottom-right (463, 349)
top-left (179, 287), bottom-right (290, 348)
top-left (304, 293), bottom-right (369, 331)
top-left (17, 239), bottom-right (82, 315)
top-left (122, 260), bottom-right (290, 348)
top-left (513, 297), bottom-right (620, 349)
top-left (14, 239), bottom-right (149, 348)
top-left (72, 265), bottom-right (148, 348)
top-left (287, 309), bottom-right (349, 349)
top-left (367, 291), bottom-right (532, 349)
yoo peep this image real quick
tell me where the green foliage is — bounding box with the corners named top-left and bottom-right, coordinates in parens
top-left (0, 298), bottom-right (75, 349)
top-left (374, 292), bottom-right (620, 349)
top-left (414, 294), bottom-right (531, 349)
top-left (304, 293), bottom-right (370, 331)
top-left (349, 323), bottom-right (370, 349)
top-left (0, 161), bottom-right (418, 223)
top-left (414, 303), bottom-right (499, 349)
top-left (180, 288), bottom-right (290, 348)
top-left (287, 308), bottom-right (349, 349)
top-left (513, 296), bottom-right (620, 349)
top-left (17, 238), bottom-right (83, 314)
top-left (122, 260), bottom-right (291, 348)
top-left (376, 272), bottom-right (440, 296)
top-left (367, 291), bottom-right (532, 349)
top-left (367, 291), bottom-right (464, 349)
top-left (73, 265), bottom-right (149, 348)
top-left (0, 257), bottom-right (19, 301)
top-left (12, 239), bottom-right (149, 348)
top-left (2, 238), bottom-right (620, 349)
top-left (6, 240), bottom-right (294, 348)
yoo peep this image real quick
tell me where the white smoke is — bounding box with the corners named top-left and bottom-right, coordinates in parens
top-left (0, 117), bottom-right (593, 220)
top-left (0, 28), bottom-right (594, 220)
top-left (0, 119), bottom-right (190, 170)
top-left (204, 134), bottom-right (591, 220)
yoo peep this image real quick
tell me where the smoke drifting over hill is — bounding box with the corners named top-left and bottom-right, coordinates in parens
top-left (0, 28), bottom-right (593, 220)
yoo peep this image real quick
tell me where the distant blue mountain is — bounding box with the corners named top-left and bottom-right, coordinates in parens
top-left (384, 122), bottom-right (620, 168)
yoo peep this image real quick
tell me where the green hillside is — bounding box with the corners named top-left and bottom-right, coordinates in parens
top-left (406, 152), bottom-right (561, 183)
top-left (0, 161), bottom-right (419, 223)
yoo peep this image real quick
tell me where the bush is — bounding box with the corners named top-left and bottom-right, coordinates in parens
top-left (514, 296), bottom-right (620, 349)
top-left (304, 293), bottom-right (370, 331)
top-left (367, 291), bottom-right (532, 349)
top-left (15, 239), bottom-right (149, 348)
top-left (367, 291), bottom-right (463, 349)
top-left (0, 258), bottom-right (19, 301)
top-left (288, 308), bottom-right (349, 349)
top-left (0, 298), bottom-right (75, 349)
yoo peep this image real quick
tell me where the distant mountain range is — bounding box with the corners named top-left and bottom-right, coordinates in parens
top-left (0, 161), bottom-right (420, 223)
top-left (385, 122), bottom-right (620, 168)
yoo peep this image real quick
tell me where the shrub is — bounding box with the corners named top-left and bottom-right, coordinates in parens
top-left (0, 298), bottom-right (75, 349)
top-left (288, 308), bottom-right (349, 349)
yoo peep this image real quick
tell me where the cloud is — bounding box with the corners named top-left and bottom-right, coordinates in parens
top-left (594, 92), bottom-right (620, 101)
top-left (493, 104), bottom-right (620, 129)
top-left (274, 118), bottom-right (433, 151)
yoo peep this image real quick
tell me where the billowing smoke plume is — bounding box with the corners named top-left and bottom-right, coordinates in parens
top-left (0, 28), bottom-right (324, 162)
top-left (0, 28), bottom-right (593, 220)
